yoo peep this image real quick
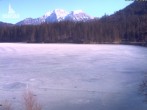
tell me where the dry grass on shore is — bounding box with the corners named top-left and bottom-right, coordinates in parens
top-left (0, 90), bottom-right (42, 110)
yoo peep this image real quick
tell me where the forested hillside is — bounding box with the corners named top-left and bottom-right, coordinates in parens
top-left (0, 2), bottom-right (147, 44)
top-left (0, 22), bottom-right (13, 27)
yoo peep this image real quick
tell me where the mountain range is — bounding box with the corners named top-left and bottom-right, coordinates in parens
top-left (16, 9), bottom-right (94, 25)
top-left (0, 9), bottom-right (94, 26)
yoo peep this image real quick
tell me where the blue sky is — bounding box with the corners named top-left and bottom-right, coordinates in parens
top-left (0, 0), bottom-right (133, 24)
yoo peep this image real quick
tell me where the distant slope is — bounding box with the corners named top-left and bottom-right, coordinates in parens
top-left (99, 1), bottom-right (147, 44)
top-left (111, 1), bottom-right (147, 16)
top-left (0, 22), bottom-right (13, 27)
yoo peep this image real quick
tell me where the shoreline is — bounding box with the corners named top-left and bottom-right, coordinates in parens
top-left (0, 42), bottom-right (146, 47)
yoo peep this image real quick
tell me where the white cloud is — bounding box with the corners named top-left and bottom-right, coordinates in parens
top-left (2, 3), bottom-right (20, 19)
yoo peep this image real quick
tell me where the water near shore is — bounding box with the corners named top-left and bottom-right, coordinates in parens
top-left (0, 43), bottom-right (147, 110)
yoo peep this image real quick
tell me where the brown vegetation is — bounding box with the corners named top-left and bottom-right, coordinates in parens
top-left (1, 100), bottom-right (12, 110)
top-left (23, 90), bottom-right (42, 110)
top-left (0, 91), bottom-right (42, 110)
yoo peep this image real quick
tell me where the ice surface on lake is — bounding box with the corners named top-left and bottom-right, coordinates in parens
top-left (0, 43), bottom-right (147, 110)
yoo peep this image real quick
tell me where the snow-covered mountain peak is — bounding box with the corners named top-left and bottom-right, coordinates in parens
top-left (66, 10), bottom-right (94, 21)
top-left (45, 9), bottom-right (69, 22)
top-left (52, 9), bottom-right (69, 19)
top-left (53, 9), bottom-right (68, 13)
top-left (44, 11), bottom-right (52, 17)
top-left (71, 10), bottom-right (84, 14)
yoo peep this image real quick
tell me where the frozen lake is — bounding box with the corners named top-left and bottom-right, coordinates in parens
top-left (0, 43), bottom-right (147, 110)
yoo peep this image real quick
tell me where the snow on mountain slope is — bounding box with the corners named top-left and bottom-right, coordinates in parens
top-left (45, 9), bottom-right (69, 22)
top-left (16, 9), bottom-right (94, 25)
top-left (39, 11), bottom-right (52, 22)
top-left (65, 10), bottom-right (94, 21)
top-left (16, 18), bottom-right (42, 25)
